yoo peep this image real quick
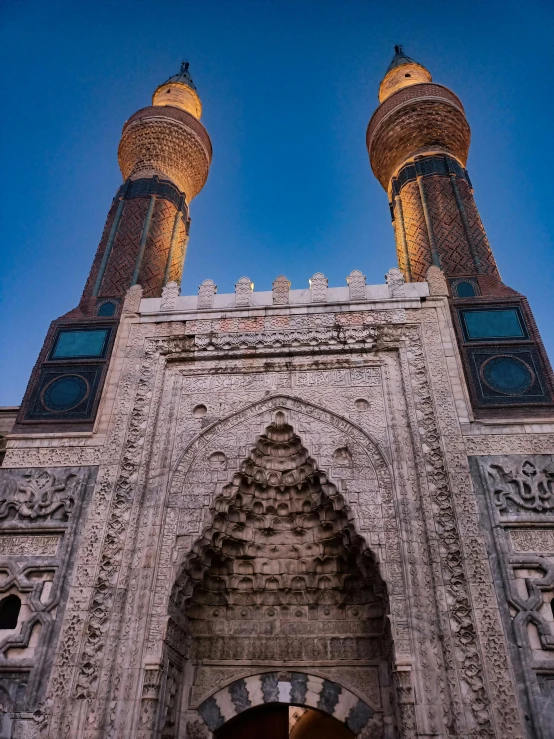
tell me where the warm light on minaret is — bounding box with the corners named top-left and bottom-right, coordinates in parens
top-left (378, 45), bottom-right (432, 102)
top-left (152, 61), bottom-right (203, 119)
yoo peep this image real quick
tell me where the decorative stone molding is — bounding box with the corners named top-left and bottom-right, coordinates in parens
top-left (234, 277), bottom-right (253, 307)
top-left (309, 272), bottom-right (328, 302)
top-left (190, 326), bottom-right (376, 354)
top-left (0, 465), bottom-right (95, 728)
top-left (347, 270), bottom-right (367, 300)
top-left (385, 268), bottom-right (406, 298)
top-left (38, 314), bottom-right (524, 737)
top-left (122, 283), bottom-right (143, 313)
top-left (197, 279), bottom-right (217, 309)
top-left (472, 454), bottom-right (554, 736)
top-left (426, 265), bottom-right (449, 296)
top-left (272, 275), bottom-right (290, 305)
top-left (160, 281), bottom-right (180, 310)
top-left (465, 434), bottom-right (554, 456)
top-left (3, 446), bottom-right (102, 468)
top-left (0, 469), bottom-right (76, 521)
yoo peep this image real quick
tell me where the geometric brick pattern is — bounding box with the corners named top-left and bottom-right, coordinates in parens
top-left (81, 199), bottom-right (119, 302)
top-left (118, 107), bottom-right (211, 202)
top-left (96, 198), bottom-right (148, 297)
top-left (81, 194), bottom-right (187, 301)
top-left (457, 178), bottom-right (500, 276)
top-left (137, 198), bottom-right (180, 297)
top-left (393, 173), bottom-right (501, 282)
top-left (368, 98), bottom-right (470, 190)
top-left (397, 180), bottom-right (432, 280)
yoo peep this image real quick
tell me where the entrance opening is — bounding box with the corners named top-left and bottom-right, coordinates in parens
top-left (214, 704), bottom-right (355, 739)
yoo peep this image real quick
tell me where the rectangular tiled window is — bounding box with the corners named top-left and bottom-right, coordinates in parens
top-left (460, 308), bottom-right (526, 341)
top-left (51, 329), bottom-right (109, 359)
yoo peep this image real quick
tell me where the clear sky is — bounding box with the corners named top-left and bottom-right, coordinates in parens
top-left (1, 0), bottom-right (553, 405)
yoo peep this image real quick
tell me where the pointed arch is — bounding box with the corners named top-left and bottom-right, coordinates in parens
top-left (156, 409), bottom-right (395, 737)
top-left (170, 393), bottom-right (392, 503)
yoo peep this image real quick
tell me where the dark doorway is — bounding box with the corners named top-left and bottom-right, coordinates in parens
top-left (215, 703), bottom-right (288, 739)
top-left (214, 704), bottom-right (356, 739)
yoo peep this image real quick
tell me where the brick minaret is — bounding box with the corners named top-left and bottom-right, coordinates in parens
top-left (14, 63), bottom-right (212, 432)
top-left (367, 46), bottom-right (501, 291)
top-left (81, 62), bottom-right (211, 303)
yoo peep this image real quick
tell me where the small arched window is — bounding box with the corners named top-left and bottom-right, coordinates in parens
top-left (455, 281), bottom-right (477, 298)
top-left (0, 595), bottom-right (21, 629)
top-left (97, 301), bottom-right (117, 317)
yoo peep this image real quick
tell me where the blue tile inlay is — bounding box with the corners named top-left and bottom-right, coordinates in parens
top-left (198, 696), bottom-right (225, 731)
top-left (261, 672), bottom-right (279, 703)
top-left (290, 673), bottom-right (308, 705)
top-left (229, 678), bottom-right (251, 714)
top-left (317, 679), bottom-right (342, 715)
top-left (345, 700), bottom-right (373, 733)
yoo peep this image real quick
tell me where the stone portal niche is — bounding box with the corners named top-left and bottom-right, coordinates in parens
top-left (160, 412), bottom-right (393, 738)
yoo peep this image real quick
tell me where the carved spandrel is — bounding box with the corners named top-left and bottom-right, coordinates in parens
top-left (0, 468), bottom-right (87, 525)
top-left (480, 455), bottom-right (554, 518)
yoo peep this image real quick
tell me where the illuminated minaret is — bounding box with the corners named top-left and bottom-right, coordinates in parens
top-left (367, 47), bottom-right (553, 417)
top-left (367, 46), bottom-right (502, 292)
top-left (81, 61), bottom-right (212, 304)
top-left (15, 63), bottom-right (212, 431)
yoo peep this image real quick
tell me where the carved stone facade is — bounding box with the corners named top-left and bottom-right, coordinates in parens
top-left (471, 454), bottom-right (554, 739)
top-left (3, 278), bottom-right (552, 738)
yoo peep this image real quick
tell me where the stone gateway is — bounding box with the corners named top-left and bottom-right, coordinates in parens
top-left (1, 49), bottom-right (554, 738)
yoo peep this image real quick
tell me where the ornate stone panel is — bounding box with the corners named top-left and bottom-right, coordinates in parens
top-left (0, 466), bottom-right (96, 731)
top-left (471, 454), bottom-right (554, 739)
top-left (20, 307), bottom-right (528, 739)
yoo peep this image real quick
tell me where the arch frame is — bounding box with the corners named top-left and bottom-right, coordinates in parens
top-left (192, 671), bottom-right (381, 739)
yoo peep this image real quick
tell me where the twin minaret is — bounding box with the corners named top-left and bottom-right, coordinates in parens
top-left (367, 46), bottom-right (502, 292)
top-left (18, 49), bottom-right (547, 432)
top-left (81, 49), bottom-right (503, 309)
top-left (81, 62), bottom-right (212, 305)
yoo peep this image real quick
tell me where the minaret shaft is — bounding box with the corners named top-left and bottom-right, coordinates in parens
top-left (82, 178), bottom-right (189, 301)
top-left (390, 154), bottom-right (499, 281)
top-left (80, 63), bottom-right (210, 303)
top-left (367, 50), bottom-right (500, 286)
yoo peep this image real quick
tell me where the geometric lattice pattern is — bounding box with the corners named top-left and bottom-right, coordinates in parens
top-left (394, 173), bottom-right (500, 282)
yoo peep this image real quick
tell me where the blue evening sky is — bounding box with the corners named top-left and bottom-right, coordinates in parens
top-left (1, 0), bottom-right (553, 405)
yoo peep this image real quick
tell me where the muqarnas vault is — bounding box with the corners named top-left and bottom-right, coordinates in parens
top-left (1, 48), bottom-right (554, 739)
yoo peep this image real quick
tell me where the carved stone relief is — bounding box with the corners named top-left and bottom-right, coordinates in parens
top-left (309, 272), bottom-right (328, 302)
top-left (234, 277), bottom-right (253, 307)
top-left (162, 412), bottom-right (393, 736)
top-left (471, 454), bottom-right (554, 739)
top-left (197, 279), bottom-right (217, 309)
top-left (160, 281), bottom-right (180, 311)
top-left (272, 275), bottom-right (290, 305)
top-left (347, 270), bottom-right (367, 301)
top-left (15, 305), bottom-right (531, 738)
top-left (0, 466), bottom-right (96, 735)
top-left (385, 268), bottom-right (405, 298)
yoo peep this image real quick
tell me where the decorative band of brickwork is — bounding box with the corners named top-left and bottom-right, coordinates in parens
top-left (366, 82), bottom-right (465, 144)
top-left (115, 176), bottom-right (187, 212)
top-left (391, 154), bottom-right (470, 196)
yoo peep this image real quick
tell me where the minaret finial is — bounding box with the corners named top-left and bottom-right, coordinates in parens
top-left (181, 60), bottom-right (190, 73)
top-left (395, 44), bottom-right (402, 54)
